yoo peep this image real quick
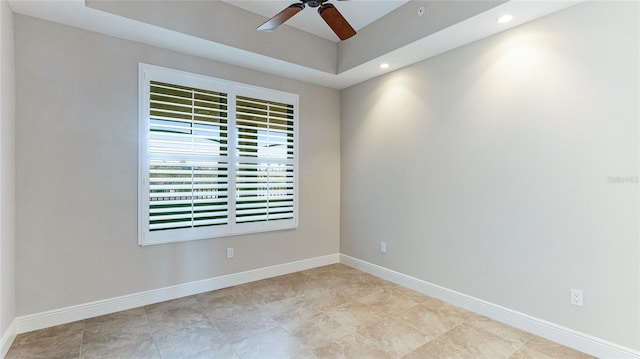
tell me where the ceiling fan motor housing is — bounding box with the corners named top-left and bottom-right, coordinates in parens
top-left (304, 0), bottom-right (325, 8)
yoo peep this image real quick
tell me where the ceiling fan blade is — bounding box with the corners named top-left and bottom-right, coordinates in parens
top-left (318, 3), bottom-right (356, 41)
top-left (257, 3), bottom-right (305, 32)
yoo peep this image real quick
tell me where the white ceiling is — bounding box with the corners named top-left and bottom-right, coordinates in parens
top-left (8, 0), bottom-right (582, 89)
top-left (222, 0), bottom-right (409, 41)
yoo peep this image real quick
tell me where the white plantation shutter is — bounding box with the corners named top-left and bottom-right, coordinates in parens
top-left (235, 95), bottom-right (295, 225)
top-left (139, 64), bottom-right (298, 245)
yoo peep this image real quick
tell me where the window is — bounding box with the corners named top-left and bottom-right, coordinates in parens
top-left (138, 64), bottom-right (298, 246)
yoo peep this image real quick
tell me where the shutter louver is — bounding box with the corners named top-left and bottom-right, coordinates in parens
top-left (148, 81), bottom-right (229, 232)
top-left (235, 96), bottom-right (295, 224)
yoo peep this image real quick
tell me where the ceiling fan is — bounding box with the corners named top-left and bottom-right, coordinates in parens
top-left (257, 0), bottom-right (356, 41)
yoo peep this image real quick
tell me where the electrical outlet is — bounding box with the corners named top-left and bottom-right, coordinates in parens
top-left (226, 248), bottom-right (234, 259)
top-left (570, 289), bottom-right (583, 307)
top-left (380, 242), bottom-right (387, 253)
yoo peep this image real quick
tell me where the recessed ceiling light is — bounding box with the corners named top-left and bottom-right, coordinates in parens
top-left (497, 14), bottom-right (513, 24)
top-left (380, 63), bottom-right (390, 69)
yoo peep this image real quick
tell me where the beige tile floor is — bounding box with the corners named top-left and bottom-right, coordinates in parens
top-left (7, 264), bottom-right (595, 359)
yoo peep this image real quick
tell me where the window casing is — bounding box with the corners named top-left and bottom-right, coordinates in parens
top-left (138, 64), bottom-right (298, 246)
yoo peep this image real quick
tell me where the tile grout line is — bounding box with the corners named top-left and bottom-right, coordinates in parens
top-left (143, 308), bottom-right (163, 359)
top-left (196, 294), bottom-right (243, 359)
top-left (78, 320), bottom-right (85, 359)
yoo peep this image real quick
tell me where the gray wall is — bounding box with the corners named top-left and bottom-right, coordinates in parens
top-left (0, 0), bottom-right (16, 338)
top-left (341, 1), bottom-right (639, 350)
top-left (14, 15), bottom-right (341, 316)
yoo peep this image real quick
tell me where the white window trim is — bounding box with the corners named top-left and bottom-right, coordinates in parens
top-left (138, 63), bottom-right (299, 246)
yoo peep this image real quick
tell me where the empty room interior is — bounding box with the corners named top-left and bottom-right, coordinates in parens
top-left (0, 0), bottom-right (639, 358)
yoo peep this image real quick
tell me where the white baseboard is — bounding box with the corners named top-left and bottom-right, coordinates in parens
top-left (0, 320), bottom-right (16, 359)
top-left (9, 253), bottom-right (638, 359)
top-left (14, 253), bottom-right (340, 335)
top-left (340, 254), bottom-right (639, 359)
